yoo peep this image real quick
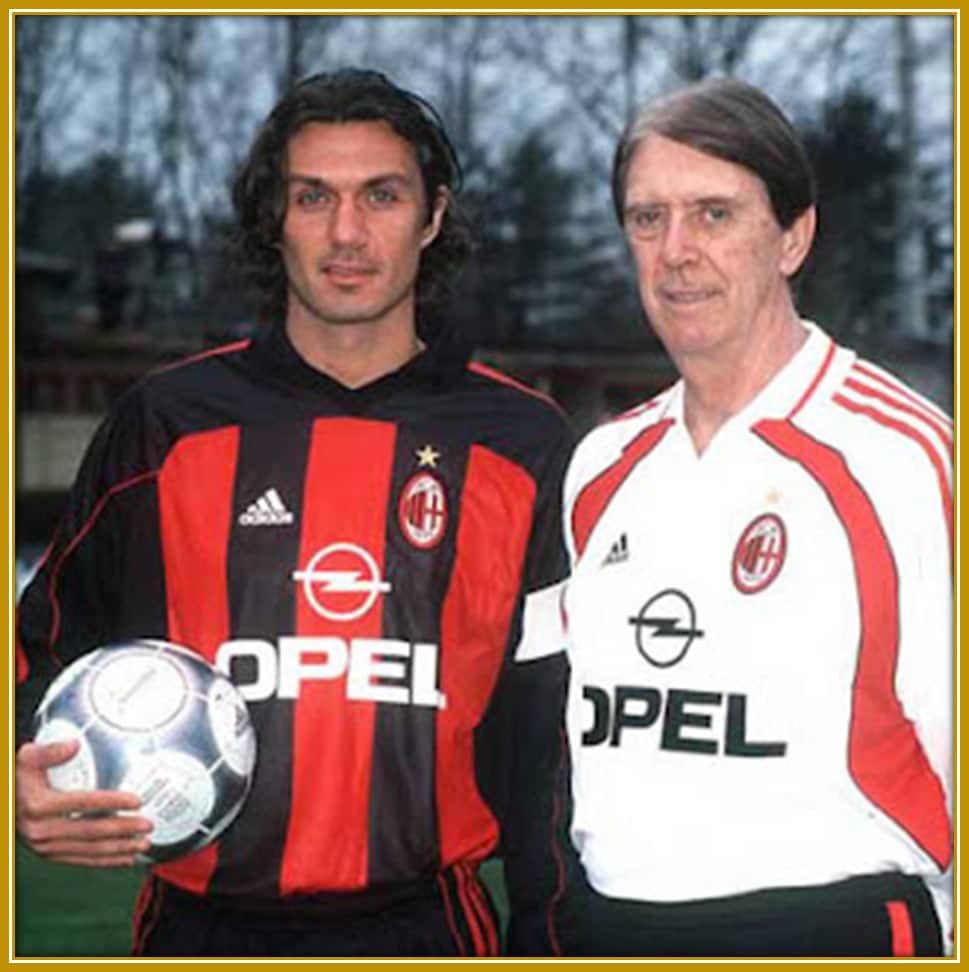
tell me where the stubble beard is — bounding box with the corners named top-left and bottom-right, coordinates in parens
top-left (288, 273), bottom-right (415, 329)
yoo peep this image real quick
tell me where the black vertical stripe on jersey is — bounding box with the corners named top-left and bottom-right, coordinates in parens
top-left (366, 426), bottom-right (469, 884)
top-left (112, 485), bottom-right (169, 641)
top-left (209, 418), bottom-right (313, 897)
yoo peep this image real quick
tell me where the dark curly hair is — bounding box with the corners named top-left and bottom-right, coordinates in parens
top-left (231, 67), bottom-right (472, 324)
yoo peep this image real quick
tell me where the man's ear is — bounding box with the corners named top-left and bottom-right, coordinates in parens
top-left (421, 188), bottom-right (449, 250)
top-left (780, 205), bottom-right (817, 277)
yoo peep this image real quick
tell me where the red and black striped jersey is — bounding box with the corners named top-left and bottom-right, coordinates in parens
top-left (16, 321), bottom-right (575, 944)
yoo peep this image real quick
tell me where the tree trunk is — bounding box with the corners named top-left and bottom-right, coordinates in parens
top-left (894, 16), bottom-right (928, 341)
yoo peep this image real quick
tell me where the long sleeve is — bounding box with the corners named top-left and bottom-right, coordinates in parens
top-left (479, 415), bottom-right (580, 955)
top-left (892, 418), bottom-right (953, 950)
top-left (16, 388), bottom-right (168, 744)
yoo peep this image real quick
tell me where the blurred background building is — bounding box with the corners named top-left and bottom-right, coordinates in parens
top-left (15, 12), bottom-right (954, 562)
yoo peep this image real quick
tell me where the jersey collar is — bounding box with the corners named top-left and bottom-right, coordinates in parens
top-left (661, 320), bottom-right (844, 430)
top-left (251, 314), bottom-right (473, 406)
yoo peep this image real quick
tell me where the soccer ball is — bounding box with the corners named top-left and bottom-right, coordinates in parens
top-left (32, 639), bottom-right (257, 864)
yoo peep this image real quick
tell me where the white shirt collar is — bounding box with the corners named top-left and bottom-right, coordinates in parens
top-left (659, 320), bottom-right (842, 430)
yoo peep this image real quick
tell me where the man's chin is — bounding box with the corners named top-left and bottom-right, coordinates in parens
top-left (651, 321), bottom-right (726, 361)
top-left (303, 300), bottom-right (387, 327)
top-left (290, 282), bottom-right (414, 329)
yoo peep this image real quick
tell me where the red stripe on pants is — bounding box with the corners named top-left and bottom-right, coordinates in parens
top-left (886, 900), bottom-right (915, 956)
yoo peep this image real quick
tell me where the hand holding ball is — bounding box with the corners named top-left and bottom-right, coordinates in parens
top-left (32, 640), bottom-right (257, 863)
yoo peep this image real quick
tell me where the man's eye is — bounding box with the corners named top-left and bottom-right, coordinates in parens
top-left (295, 188), bottom-right (326, 207)
top-left (369, 186), bottom-right (398, 205)
top-left (628, 208), bottom-right (662, 233)
top-left (704, 204), bottom-right (729, 224)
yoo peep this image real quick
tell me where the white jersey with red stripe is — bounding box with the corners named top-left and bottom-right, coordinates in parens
top-left (561, 321), bottom-right (953, 937)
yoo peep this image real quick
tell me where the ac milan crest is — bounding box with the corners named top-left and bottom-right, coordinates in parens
top-left (732, 513), bottom-right (787, 594)
top-left (398, 472), bottom-right (448, 549)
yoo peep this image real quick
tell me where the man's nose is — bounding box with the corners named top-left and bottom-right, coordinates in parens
top-left (330, 197), bottom-right (368, 247)
top-left (660, 213), bottom-right (699, 267)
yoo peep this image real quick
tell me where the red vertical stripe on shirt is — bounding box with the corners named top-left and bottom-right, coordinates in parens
top-left (571, 419), bottom-right (673, 558)
top-left (157, 428), bottom-right (238, 661)
top-left (755, 419), bottom-right (951, 871)
top-left (437, 446), bottom-right (536, 867)
top-left (281, 418), bottom-right (396, 893)
top-left (155, 426), bottom-right (239, 892)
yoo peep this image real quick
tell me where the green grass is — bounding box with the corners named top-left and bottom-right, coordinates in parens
top-left (14, 841), bottom-right (145, 957)
top-left (480, 857), bottom-right (510, 947)
top-left (14, 845), bottom-right (508, 957)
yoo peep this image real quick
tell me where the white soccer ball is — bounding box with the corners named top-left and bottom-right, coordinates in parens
top-left (32, 639), bottom-right (257, 864)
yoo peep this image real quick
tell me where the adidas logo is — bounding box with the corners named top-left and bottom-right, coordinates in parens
top-left (239, 488), bottom-right (294, 526)
top-left (602, 533), bottom-right (629, 565)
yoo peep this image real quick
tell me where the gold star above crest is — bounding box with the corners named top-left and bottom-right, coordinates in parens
top-left (765, 488), bottom-right (783, 505)
top-left (416, 444), bottom-right (440, 468)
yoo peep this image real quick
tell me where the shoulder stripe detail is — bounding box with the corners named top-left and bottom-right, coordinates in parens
top-left (844, 375), bottom-right (952, 451)
top-left (788, 336), bottom-right (837, 418)
top-left (754, 418), bottom-right (951, 871)
top-left (46, 470), bottom-right (159, 656)
top-left (834, 393), bottom-right (952, 563)
top-left (468, 361), bottom-right (561, 411)
top-left (148, 339), bottom-right (252, 378)
top-left (852, 360), bottom-right (952, 425)
top-left (571, 419), bottom-right (674, 559)
top-left (852, 360), bottom-right (952, 430)
top-left (616, 395), bottom-right (665, 424)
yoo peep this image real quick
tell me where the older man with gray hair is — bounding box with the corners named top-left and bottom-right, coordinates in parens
top-left (559, 77), bottom-right (952, 957)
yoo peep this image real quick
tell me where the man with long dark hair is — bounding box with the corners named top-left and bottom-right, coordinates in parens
top-left (16, 68), bottom-right (574, 957)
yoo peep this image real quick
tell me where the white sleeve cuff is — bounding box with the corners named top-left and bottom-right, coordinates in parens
top-left (514, 581), bottom-right (566, 662)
